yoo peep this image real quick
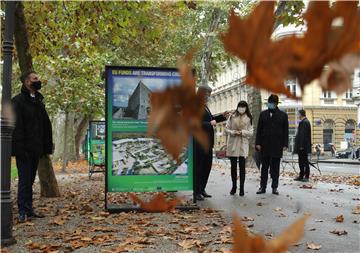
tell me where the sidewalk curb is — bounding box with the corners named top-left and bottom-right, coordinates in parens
top-left (318, 160), bottom-right (360, 165)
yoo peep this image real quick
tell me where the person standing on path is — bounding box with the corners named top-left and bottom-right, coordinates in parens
top-left (294, 109), bottom-right (312, 182)
top-left (194, 84), bottom-right (228, 201)
top-left (12, 71), bottom-right (53, 222)
top-left (255, 94), bottom-right (288, 195)
top-left (225, 101), bottom-right (253, 196)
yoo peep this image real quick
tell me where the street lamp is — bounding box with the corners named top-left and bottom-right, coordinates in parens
top-left (1, 1), bottom-right (16, 246)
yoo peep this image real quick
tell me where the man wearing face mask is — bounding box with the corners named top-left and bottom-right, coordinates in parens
top-left (255, 94), bottom-right (288, 195)
top-left (12, 71), bottom-right (53, 222)
top-left (194, 84), bottom-right (228, 201)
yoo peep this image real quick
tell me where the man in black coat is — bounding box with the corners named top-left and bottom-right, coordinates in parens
top-left (12, 71), bottom-right (53, 222)
top-left (294, 109), bottom-right (312, 182)
top-left (194, 85), bottom-right (227, 201)
top-left (255, 94), bottom-right (288, 195)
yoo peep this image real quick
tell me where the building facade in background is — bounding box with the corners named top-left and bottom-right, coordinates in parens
top-left (208, 25), bottom-right (359, 153)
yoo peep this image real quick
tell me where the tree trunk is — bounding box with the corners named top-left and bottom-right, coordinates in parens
top-left (200, 8), bottom-right (222, 87)
top-left (53, 112), bottom-right (77, 162)
top-left (74, 115), bottom-right (90, 160)
top-left (248, 86), bottom-right (262, 158)
top-left (14, 1), bottom-right (59, 196)
top-left (14, 2), bottom-right (33, 73)
top-left (38, 155), bottom-right (61, 197)
top-left (61, 111), bottom-right (69, 172)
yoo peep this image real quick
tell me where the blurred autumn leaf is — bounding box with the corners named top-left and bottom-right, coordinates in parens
top-left (148, 51), bottom-right (209, 161)
top-left (221, 1), bottom-right (360, 98)
top-left (232, 214), bottom-right (309, 253)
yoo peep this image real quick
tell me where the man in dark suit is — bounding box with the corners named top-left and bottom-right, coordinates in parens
top-left (12, 71), bottom-right (53, 222)
top-left (294, 109), bottom-right (312, 182)
top-left (194, 85), bottom-right (227, 201)
top-left (255, 94), bottom-right (288, 195)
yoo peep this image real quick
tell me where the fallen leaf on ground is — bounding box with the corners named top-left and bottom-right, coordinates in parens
top-left (300, 184), bottom-right (313, 189)
top-left (147, 50), bottom-right (208, 161)
top-left (49, 218), bottom-right (65, 226)
top-left (330, 229), bottom-right (348, 236)
top-left (178, 239), bottom-right (202, 249)
top-left (232, 214), bottom-right (309, 253)
top-left (352, 205), bottom-right (360, 214)
top-left (241, 216), bottom-right (255, 222)
top-left (315, 219), bottom-right (324, 223)
top-left (307, 242), bottom-right (322, 250)
top-left (335, 215), bottom-right (344, 223)
top-left (129, 192), bottom-right (182, 212)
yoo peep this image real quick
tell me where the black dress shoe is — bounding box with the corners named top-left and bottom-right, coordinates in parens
top-left (239, 189), bottom-right (244, 196)
top-left (28, 212), bottom-right (45, 218)
top-left (272, 188), bottom-right (279, 195)
top-left (18, 213), bottom-right (27, 223)
top-left (230, 187), bottom-right (236, 195)
top-left (294, 177), bottom-right (303, 181)
top-left (201, 191), bottom-right (212, 198)
top-left (195, 194), bottom-right (204, 201)
top-left (256, 188), bottom-right (266, 194)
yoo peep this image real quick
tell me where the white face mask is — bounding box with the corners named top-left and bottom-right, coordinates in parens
top-left (237, 107), bottom-right (246, 114)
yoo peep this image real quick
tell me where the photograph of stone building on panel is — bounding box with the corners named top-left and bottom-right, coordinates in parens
top-left (112, 133), bottom-right (188, 176)
top-left (112, 75), bottom-right (180, 120)
top-left (113, 81), bottom-right (151, 120)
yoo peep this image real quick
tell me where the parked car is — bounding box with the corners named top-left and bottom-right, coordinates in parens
top-left (215, 145), bottom-right (227, 159)
top-left (337, 147), bottom-right (360, 159)
top-left (336, 149), bottom-right (352, 159)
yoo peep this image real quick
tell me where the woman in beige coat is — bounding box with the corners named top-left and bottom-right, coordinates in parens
top-left (225, 101), bottom-right (253, 196)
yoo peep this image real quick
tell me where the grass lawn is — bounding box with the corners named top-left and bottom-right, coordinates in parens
top-left (11, 164), bottom-right (18, 179)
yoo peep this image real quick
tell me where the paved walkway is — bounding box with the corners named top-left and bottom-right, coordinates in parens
top-left (197, 167), bottom-right (360, 253)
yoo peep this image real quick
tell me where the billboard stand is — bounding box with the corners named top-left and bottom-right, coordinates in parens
top-left (87, 121), bottom-right (106, 179)
top-left (105, 163), bottom-right (199, 213)
top-left (105, 66), bottom-right (199, 212)
top-left (105, 202), bottom-right (199, 213)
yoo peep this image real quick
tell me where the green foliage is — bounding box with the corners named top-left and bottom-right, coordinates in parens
top-left (276, 1), bottom-right (305, 27)
top-left (11, 1), bottom-right (304, 118)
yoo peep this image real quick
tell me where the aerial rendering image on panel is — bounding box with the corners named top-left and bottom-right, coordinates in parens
top-left (112, 133), bottom-right (188, 176)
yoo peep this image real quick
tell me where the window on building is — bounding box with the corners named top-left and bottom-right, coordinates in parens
top-left (345, 90), bottom-right (352, 99)
top-left (323, 119), bottom-right (334, 151)
top-left (285, 80), bottom-right (297, 97)
top-left (323, 91), bottom-right (332, 98)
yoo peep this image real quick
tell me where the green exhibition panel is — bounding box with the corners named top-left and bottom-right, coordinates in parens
top-left (88, 121), bottom-right (105, 165)
top-left (105, 66), bottom-right (193, 193)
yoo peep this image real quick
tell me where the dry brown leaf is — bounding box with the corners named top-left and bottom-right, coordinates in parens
top-left (300, 184), bottom-right (313, 189)
top-left (307, 242), bottom-right (322, 250)
top-left (0, 249), bottom-right (12, 253)
top-left (26, 242), bottom-right (41, 250)
top-left (241, 216), bottom-right (255, 222)
top-left (221, 2), bottom-right (296, 99)
top-left (329, 229), bottom-right (348, 236)
top-left (232, 214), bottom-right (309, 253)
top-left (319, 53), bottom-right (360, 94)
top-left (148, 50), bottom-right (208, 161)
top-left (335, 215), bottom-right (344, 223)
top-left (49, 218), bottom-right (65, 226)
top-left (352, 205), bottom-right (360, 214)
top-left (221, 1), bottom-right (360, 98)
top-left (129, 192), bottom-right (182, 212)
top-left (178, 239), bottom-right (202, 249)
